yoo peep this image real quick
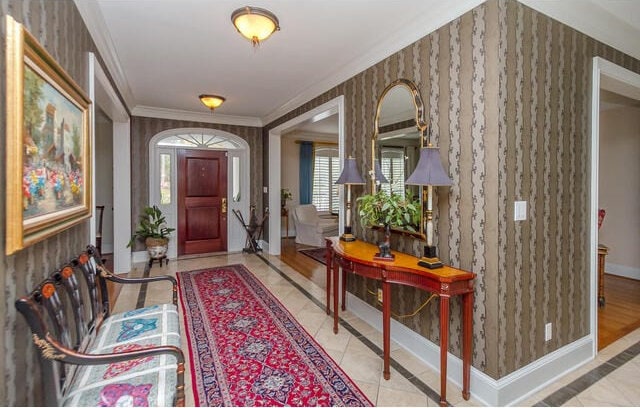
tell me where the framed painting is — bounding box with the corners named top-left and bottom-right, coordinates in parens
top-left (5, 15), bottom-right (92, 255)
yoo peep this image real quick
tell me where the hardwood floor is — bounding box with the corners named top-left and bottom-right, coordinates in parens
top-left (279, 238), bottom-right (327, 289)
top-left (598, 273), bottom-right (640, 350)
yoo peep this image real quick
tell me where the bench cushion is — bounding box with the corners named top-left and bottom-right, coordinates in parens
top-left (61, 304), bottom-right (181, 406)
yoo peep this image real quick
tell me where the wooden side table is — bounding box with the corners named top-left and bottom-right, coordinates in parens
top-left (325, 237), bottom-right (475, 406)
top-left (281, 207), bottom-right (289, 238)
top-left (598, 244), bottom-right (608, 307)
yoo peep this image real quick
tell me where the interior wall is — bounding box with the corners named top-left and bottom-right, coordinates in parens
top-left (598, 106), bottom-right (640, 273)
top-left (95, 107), bottom-right (114, 253)
top-left (264, 0), bottom-right (640, 380)
top-left (0, 1), bottom-right (105, 405)
top-left (128, 116), bottom-right (263, 251)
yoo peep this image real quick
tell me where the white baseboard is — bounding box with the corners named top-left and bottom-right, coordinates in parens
top-left (606, 262), bottom-right (640, 280)
top-left (259, 239), bottom-right (269, 252)
top-left (345, 293), bottom-right (594, 406)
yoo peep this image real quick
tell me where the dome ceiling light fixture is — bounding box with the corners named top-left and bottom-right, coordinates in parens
top-left (231, 6), bottom-right (280, 47)
top-left (199, 94), bottom-right (226, 112)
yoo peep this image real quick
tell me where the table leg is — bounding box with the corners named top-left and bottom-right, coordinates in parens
top-left (383, 280), bottom-right (391, 380)
top-left (462, 291), bottom-right (473, 400)
top-left (326, 246), bottom-right (332, 315)
top-left (333, 257), bottom-right (339, 334)
top-left (439, 295), bottom-right (450, 406)
top-left (341, 268), bottom-right (347, 311)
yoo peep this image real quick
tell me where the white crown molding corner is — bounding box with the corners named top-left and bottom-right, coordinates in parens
top-left (262, 0), bottom-right (486, 125)
top-left (346, 293), bottom-right (594, 407)
top-left (74, 1), bottom-right (136, 110)
top-left (131, 105), bottom-right (263, 127)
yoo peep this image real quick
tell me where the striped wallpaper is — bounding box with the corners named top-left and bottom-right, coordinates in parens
top-left (264, 0), bottom-right (640, 380)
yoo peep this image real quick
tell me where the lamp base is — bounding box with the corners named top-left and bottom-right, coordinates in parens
top-left (340, 226), bottom-right (356, 242)
top-left (419, 245), bottom-right (443, 268)
top-left (418, 257), bottom-right (443, 269)
top-left (340, 233), bottom-right (356, 242)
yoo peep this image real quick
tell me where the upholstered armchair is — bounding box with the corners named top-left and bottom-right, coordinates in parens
top-left (292, 204), bottom-right (339, 247)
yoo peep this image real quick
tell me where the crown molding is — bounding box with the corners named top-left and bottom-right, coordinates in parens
top-left (132, 105), bottom-right (263, 127)
top-left (74, 0), bottom-right (136, 110)
top-left (261, 0), bottom-right (485, 125)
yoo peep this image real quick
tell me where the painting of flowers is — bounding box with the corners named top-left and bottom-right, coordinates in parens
top-left (5, 16), bottom-right (91, 254)
top-left (22, 64), bottom-right (85, 218)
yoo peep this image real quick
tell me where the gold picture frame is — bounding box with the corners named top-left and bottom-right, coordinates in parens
top-left (5, 15), bottom-right (92, 255)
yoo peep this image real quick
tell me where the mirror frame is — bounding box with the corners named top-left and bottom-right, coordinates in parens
top-left (371, 78), bottom-right (427, 240)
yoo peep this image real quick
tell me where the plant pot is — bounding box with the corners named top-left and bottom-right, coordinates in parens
top-left (145, 237), bottom-right (168, 259)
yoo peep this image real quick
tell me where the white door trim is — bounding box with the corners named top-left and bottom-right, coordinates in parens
top-left (267, 96), bottom-right (346, 255)
top-left (88, 53), bottom-right (131, 273)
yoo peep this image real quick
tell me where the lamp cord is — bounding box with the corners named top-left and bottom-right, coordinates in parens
top-left (366, 287), bottom-right (439, 319)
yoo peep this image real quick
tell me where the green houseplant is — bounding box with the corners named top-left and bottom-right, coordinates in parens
top-left (127, 205), bottom-right (175, 259)
top-left (356, 190), bottom-right (420, 231)
top-left (357, 190), bottom-right (421, 259)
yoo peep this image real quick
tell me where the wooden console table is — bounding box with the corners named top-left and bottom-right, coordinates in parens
top-left (325, 237), bottom-right (475, 406)
top-left (598, 244), bottom-right (608, 307)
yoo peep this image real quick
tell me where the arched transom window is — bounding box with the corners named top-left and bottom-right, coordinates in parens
top-left (157, 132), bottom-right (245, 149)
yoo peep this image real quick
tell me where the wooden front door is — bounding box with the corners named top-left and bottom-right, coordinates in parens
top-left (177, 149), bottom-right (227, 255)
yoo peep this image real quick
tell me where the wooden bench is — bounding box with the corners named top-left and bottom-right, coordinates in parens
top-left (15, 245), bottom-right (185, 406)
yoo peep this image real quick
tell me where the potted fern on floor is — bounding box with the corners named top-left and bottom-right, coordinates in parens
top-left (128, 205), bottom-right (175, 265)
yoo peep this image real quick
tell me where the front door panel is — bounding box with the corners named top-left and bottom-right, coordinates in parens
top-left (177, 149), bottom-right (227, 255)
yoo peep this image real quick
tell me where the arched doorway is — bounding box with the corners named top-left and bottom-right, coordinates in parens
top-left (149, 128), bottom-right (250, 258)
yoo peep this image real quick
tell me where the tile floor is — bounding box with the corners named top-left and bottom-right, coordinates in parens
top-left (112, 252), bottom-right (640, 407)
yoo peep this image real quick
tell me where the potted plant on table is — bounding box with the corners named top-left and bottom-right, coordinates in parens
top-left (356, 190), bottom-right (420, 260)
top-left (127, 205), bottom-right (175, 260)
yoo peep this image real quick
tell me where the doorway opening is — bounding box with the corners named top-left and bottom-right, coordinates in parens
top-left (267, 96), bottom-right (346, 255)
top-left (149, 128), bottom-right (250, 258)
top-left (590, 57), bottom-right (640, 352)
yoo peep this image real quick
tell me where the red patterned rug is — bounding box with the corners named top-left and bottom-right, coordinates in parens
top-left (298, 247), bottom-right (327, 265)
top-left (177, 264), bottom-right (372, 407)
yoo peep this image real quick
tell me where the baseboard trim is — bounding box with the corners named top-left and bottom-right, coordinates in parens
top-left (606, 262), bottom-right (640, 280)
top-left (346, 293), bottom-right (594, 406)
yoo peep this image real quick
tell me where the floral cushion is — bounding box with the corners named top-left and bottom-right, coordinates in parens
top-left (61, 304), bottom-right (181, 406)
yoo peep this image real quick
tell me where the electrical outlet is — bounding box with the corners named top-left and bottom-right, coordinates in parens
top-left (545, 322), bottom-right (552, 341)
top-left (377, 288), bottom-right (383, 303)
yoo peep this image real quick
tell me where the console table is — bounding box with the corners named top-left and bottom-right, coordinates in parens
top-left (325, 237), bottom-right (475, 406)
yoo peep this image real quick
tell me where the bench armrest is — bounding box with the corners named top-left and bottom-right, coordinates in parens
top-left (98, 265), bottom-right (178, 306)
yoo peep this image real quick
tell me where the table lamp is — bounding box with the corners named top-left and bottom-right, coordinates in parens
top-left (335, 157), bottom-right (365, 241)
top-left (405, 145), bottom-right (452, 268)
top-left (374, 159), bottom-right (389, 184)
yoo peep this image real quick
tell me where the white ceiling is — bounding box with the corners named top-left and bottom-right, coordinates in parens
top-left (76, 0), bottom-right (640, 127)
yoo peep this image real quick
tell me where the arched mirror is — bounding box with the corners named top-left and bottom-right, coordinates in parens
top-left (371, 79), bottom-right (427, 239)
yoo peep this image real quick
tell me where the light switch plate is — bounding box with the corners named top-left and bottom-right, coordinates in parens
top-left (263, 186), bottom-right (268, 193)
top-left (514, 201), bottom-right (527, 221)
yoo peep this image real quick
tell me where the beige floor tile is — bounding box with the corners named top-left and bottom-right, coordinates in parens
top-left (378, 367), bottom-right (422, 393)
top-left (340, 345), bottom-right (384, 385)
top-left (575, 377), bottom-right (634, 406)
top-left (353, 380), bottom-right (379, 406)
top-left (605, 361), bottom-right (640, 402)
top-left (376, 386), bottom-right (430, 407)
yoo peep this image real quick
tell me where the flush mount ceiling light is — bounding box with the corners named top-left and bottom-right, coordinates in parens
top-left (199, 94), bottom-right (225, 112)
top-left (231, 6), bottom-right (280, 47)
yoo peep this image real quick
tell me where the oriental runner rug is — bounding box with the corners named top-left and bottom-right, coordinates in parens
top-left (177, 264), bottom-right (372, 407)
top-left (298, 247), bottom-right (328, 266)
